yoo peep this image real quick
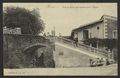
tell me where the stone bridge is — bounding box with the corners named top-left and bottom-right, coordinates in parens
top-left (3, 34), bottom-right (55, 68)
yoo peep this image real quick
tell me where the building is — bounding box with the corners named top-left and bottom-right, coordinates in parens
top-left (3, 27), bottom-right (21, 34)
top-left (71, 15), bottom-right (117, 43)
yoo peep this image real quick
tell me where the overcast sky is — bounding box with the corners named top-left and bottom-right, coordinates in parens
top-left (3, 3), bottom-right (117, 36)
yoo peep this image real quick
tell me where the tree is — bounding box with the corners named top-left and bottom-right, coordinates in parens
top-left (3, 7), bottom-right (45, 35)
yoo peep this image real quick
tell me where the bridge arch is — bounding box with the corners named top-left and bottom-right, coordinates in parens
top-left (23, 43), bottom-right (47, 68)
top-left (23, 43), bottom-right (47, 53)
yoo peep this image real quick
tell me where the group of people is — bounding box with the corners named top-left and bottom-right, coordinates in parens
top-left (89, 58), bottom-right (110, 67)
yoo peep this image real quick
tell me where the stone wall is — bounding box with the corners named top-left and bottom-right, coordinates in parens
top-left (104, 18), bottom-right (117, 39)
top-left (3, 34), bottom-right (55, 68)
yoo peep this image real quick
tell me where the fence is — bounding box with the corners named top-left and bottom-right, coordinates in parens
top-left (55, 36), bottom-right (108, 58)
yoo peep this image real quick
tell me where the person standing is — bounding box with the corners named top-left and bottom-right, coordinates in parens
top-left (99, 58), bottom-right (104, 66)
top-left (105, 59), bottom-right (110, 65)
top-left (89, 59), bottom-right (93, 67)
top-left (74, 33), bottom-right (78, 47)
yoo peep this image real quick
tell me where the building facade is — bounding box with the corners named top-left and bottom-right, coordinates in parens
top-left (71, 15), bottom-right (117, 43)
top-left (3, 27), bottom-right (21, 34)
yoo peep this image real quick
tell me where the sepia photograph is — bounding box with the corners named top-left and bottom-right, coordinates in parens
top-left (3, 3), bottom-right (118, 76)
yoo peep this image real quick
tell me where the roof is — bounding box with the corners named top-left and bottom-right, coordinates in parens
top-left (72, 15), bottom-right (117, 32)
top-left (72, 20), bottom-right (103, 32)
top-left (100, 15), bottom-right (117, 20)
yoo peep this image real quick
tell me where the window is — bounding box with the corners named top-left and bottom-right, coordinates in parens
top-left (113, 30), bottom-right (117, 39)
top-left (97, 26), bottom-right (100, 30)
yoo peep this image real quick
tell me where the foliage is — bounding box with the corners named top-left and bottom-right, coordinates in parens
top-left (83, 38), bottom-right (117, 50)
top-left (3, 7), bottom-right (45, 35)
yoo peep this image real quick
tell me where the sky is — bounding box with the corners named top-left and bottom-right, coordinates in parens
top-left (3, 3), bottom-right (117, 36)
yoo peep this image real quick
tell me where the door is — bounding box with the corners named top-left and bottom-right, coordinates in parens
top-left (83, 30), bottom-right (89, 40)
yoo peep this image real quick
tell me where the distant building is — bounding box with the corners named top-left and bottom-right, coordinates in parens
top-left (71, 15), bottom-right (117, 43)
top-left (3, 27), bottom-right (21, 34)
top-left (51, 30), bottom-right (55, 36)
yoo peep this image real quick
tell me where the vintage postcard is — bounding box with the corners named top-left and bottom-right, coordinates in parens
top-left (3, 3), bottom-right (118, 76)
